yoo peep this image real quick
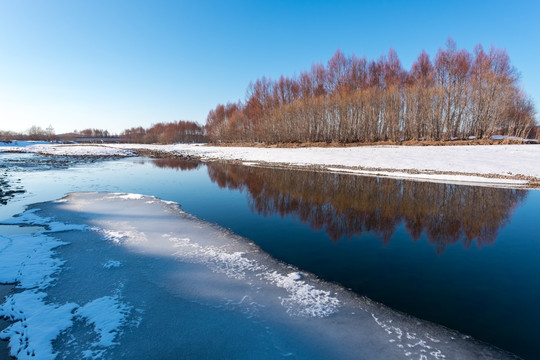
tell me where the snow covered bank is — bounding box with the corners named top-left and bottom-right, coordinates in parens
top-left (0, 142), bottom-right (134, 157)
top-left (0, 192), bottom-right (516, 359)
top-left (2, 142), bottom-right (539, 187)
top-left (119, 143), bottom-right (540, 187)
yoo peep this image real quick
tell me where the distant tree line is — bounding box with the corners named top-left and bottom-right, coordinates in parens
top-left (0, 125), bottom-right (56, 142)
top-left (120, 120), bottom-right (206, 144)
top-left (206, 39), bottom-right (537, 143)
top-left (1, 120), bottom-right (207, 144)
top-left (78, 128), bottom-right (112, 138)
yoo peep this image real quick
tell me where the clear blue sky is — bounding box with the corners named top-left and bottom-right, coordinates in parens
top-left (1, 0), bottom-right (538, 134)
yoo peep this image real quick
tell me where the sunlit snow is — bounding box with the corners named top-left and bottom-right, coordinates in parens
top-left (4, 142), bottom-right (540, 186)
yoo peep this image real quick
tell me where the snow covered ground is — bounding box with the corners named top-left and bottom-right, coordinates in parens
top-left (0, 192), bottom-right (516, 359)
top-left (2, 142), bottom-right (540, 187)
top-left (0, 142), bottom-right (134, 157)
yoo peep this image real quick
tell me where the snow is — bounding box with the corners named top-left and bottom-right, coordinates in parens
top-left (327, 167), bottom-right (530, 187)
top-left (0, 291), bottom-right (78, 360)
top-left (2, 142), bottom-right (539, 186)
top-left (0, 192), bottom-right (517, 359)
top-left (107, 143), bottom-right (540, 179)
top-left (0, 233), bottom-right (67, 289)
top-left (0, 207), bottom-right (131, 360)
top-left (0, 143), bottom-right (134, 157)
top-left (75, 295), bottom-right (131, 347)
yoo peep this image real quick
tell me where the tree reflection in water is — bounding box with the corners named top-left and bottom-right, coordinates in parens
top-left (206, 162), bottom-right (527, 254)
top-left (153, 159), bottom-right (527, 254)
top-left (151, 158), bottom-right (203, 171)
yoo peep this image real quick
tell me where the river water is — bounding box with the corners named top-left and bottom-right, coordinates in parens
top-left (1, 153), bottom-right (539, 359)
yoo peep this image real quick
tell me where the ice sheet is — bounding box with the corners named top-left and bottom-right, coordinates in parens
top-left (0, 192), bottom-right (518, 359)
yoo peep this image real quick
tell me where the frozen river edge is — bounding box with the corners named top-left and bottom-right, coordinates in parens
top-left (2, 142), bottom-right (540, 188)
top-left (0, 192), bottom-right (519, 359)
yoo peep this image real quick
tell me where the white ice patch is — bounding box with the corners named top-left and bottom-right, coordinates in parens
top-left (167, 235), bottom-right (340, 316)
top-left (75, 295), bottom-right (132, 347)
top-left (104, 193), bottom-right (146, 200)
top-left (0, 291), bottom-right (78, 360)
top-left (263, 271), bottom-right (340, 317)
top-left (288, 272), bottom-right (302, 281)
top-left (0, 233), bottom-right (68, 289)
top-left (103, 260), bottom-right (121, 269)
top-left (371, 313), bottom-right (446, 359)
top-left (168, 236), bottom-right (264, 279)
top-left (96, 228), bottom-right (147, 245)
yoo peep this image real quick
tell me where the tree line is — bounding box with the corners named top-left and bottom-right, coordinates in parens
top-left (1, 120), bottom-right (207, 144)
top-left (206, 39), bottom-right (537, 143)
top-left (0, 125), bottom-right (56, 142)
top-left (120, 121), bottom-right (206, 143)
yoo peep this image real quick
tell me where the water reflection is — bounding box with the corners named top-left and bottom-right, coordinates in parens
top-left (205, 162), bottom-right (527, 253)
top-left (151, 158), bottom-right (203, 171)
top-left (152, 159), bottom-right (527, 254)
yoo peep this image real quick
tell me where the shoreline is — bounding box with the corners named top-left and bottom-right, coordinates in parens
top-left (2, 143), bottom-right (540, 189)
top-left (128, 147), bottom-right (540, 189)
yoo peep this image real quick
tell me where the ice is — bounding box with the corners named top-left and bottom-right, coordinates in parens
top-left (103, 260), bottom-right (121, 269)
top-left (0, 140), bottom-right (50, 148)
top-left (1, 208), bottom-right (87, 233)
top-left (0, 204), bottom-right (130, 359)
top-left (263, 271), bottom-right (340, 317)
top-left (0, 192), bottom-right (518, 359)
top-left (104, 193), bottom-right (146, 200)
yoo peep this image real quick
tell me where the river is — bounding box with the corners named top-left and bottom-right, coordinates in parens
top-left (1, 153), bottom-right (539, 359)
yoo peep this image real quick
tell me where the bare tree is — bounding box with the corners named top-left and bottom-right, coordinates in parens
top-left (205, 41), bottom-right (536, 144)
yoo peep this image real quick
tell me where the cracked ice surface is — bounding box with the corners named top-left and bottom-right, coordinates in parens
top-left (0, 192), bottom-right (518, 359)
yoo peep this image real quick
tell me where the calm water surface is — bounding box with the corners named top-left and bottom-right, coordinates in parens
top-left (1, 153), bottom-right (539, 359)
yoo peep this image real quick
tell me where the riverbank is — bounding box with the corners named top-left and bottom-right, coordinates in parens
top-left (2, 142), bottom-right (540, 188)
top-left (113, 143), bottom-right (540, 188)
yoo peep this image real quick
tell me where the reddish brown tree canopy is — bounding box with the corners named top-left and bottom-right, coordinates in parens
top-left (206, 40), bottom-right (536, 144)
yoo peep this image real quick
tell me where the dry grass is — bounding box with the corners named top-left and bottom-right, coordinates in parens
top-left (210, 138), bottom-right (533, 148)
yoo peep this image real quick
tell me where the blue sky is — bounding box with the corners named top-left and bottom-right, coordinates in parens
top-left (1, 0), bottom-right (538, 134)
